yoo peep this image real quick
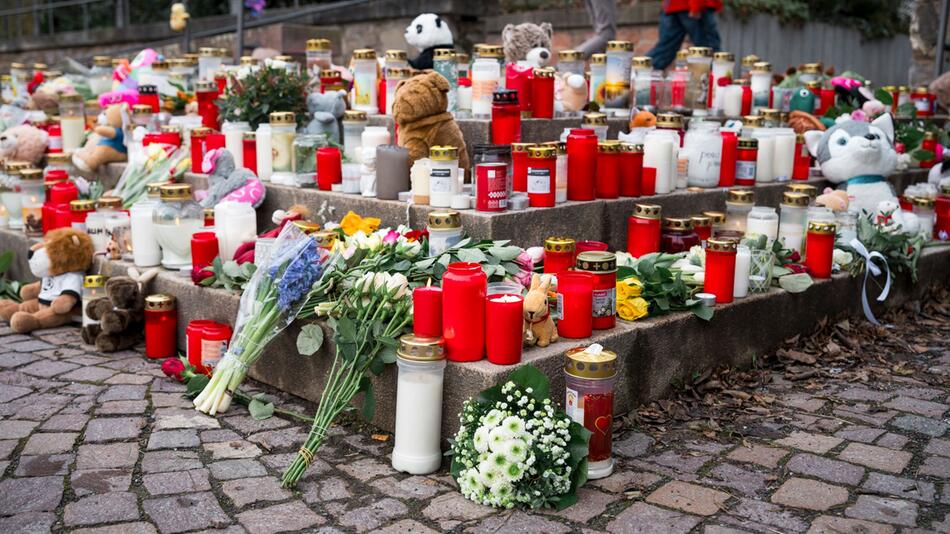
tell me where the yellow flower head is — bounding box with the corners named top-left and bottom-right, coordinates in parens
top-left (616, 277), bottom-right (643, 300)
top-left (618, 296), bottom-right (649, 321)
top-left (339, 211), bottom-right (381, 236)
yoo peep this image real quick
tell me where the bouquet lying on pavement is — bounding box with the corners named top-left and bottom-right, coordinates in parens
top-left (194, 223), bottom-right (328, 415)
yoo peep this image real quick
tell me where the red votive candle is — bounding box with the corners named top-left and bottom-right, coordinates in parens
top-left (595, 141), bottom-right (621, 199)
top-left (412, 284), bottom-right (443, 338)
top-left (145, 294), bottom-right (177, 359)
top-left (575, 240), bottom-right (608, 257)
top-left (505, 62), bottom-right (533, 115)
top-left (190, 127), bottom-right (212, 173)
top-left (491, 89), bottom-right (521, 145)
top-left (567, 128), bottom-right (597, 201)
top-left (543, 237), bottom-right (576, 275)
top-left (556, 272), bottom-right (594, 339)
top-left (703, 238), bottom-right (737, 303)
top-left (575, 251), bottom-right (616, 330)
top-left (935, 185), bottom-right (950, 241)
top-left (205, 133), bottom-right (225, 152)
top-left (195, 80), bottom-right (220, 130)
top-left (641, 166), bottom-right (657, 196)
top-left (527, 145), bottom-right (556, 207)
top-left (442, 262), bottom-right (487, 361)
top-left (627, 203), bottom-right (662, 257)
top-left (53, 204), bottom-right (72, 230)
top-left (511, 143), bottom-right (532, 192)
top-left (692, 215), bottom-right (712, 244)
top-left (792, 133), bottom-right (810, 180)
top-left (719, 132), bottom-right (737, 187)
top-left (316, 147), bottom-right (342, 191)
top-left (805, 221), bottom-right (836, 279)
top-left (201, 323), bottom-right (231, 371)
top-left (486, 294), bottom-right (524, 365)
top-left (187, 320), bottom-right (216, 374)
top-left (137, 85), bottom-right (160, 113)
top-left (530, 67), bottom-right (554, 119)
top-left (242, 132), bottom-right (257, 175)
top-left (619, 143), bottom-right (643, 197)
top-left (818, 88), bottom-right (836, 116)
top-left (191, 231), bottom-right (219, 270)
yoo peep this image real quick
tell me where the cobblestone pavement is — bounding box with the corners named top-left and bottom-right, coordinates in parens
top-left (0, 299), bottom-right (948, 533)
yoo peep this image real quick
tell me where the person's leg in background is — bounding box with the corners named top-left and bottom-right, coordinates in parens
top-left (647, 11), bottom-right (688, 70)
top-left (698, 8), bottom-right (722, 51)
top-left (577, 0), bottom-right (618, 57)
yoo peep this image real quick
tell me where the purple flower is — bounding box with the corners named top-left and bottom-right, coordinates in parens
top-left (272, 238), bottom-right (322, 311)
top-left (244, 0), bottom-right (265, 17)
top-left (383, 230), bottom-right (400, 244)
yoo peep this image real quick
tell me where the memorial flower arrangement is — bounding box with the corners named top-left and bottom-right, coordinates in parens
top-left (616, 278), bottom-right (649, 321)
top-left (449, 366), bottom-right (590, 510)
top-left (218, 64), bottom-right (309, 129)
top-left (837, 211), bottom-right (929, 282)
top-left (113, 143), bottom-right (189, 208)
top-left (194, 223), bottom-right (327, 415)
top-left (616, 252), bottom-right (712, 320)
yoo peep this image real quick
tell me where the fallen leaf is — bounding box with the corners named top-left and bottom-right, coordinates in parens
top-left (371, 433), bottom-right (391, 442)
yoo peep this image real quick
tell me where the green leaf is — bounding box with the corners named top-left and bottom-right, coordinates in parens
top-left (897, 103), bottom-right (918, 117)
top-left (248, 396), bottom-right (275, 420)
top-left (691, 302), bottom-right (714, 321)
top-left (779, 273), bottom-right (814, 293)
top-left (241, 262), bottom-right (257, 278)
top-left (296, 323), bottom-right (325, 356)
top-left (911, 149), bottom-right (936, 162)
top-left (457, 247), bottom-right (487, 263)
top-left (488, 246), bottom-right (522, 261)
top-left (335, 316), bottom-right (357, 344)
top-left (437, 254), bottom-right (451, 267)
top-left (874, 88), bottom-right (893, 105)
top-left (184, 374), bottom-right (209, 398)
top-left (378, 345), bottom-right (397, 365)
top-left (0, 251), bottom-right (13, 274)
top-left (359, 377), bottom-right (376, 420)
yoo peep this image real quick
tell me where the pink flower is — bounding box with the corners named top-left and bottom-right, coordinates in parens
top-left (514, 268), bottom-right (533, 288)
top-left (383, 230), bottom-right (400, 244)
top-left (515, 251), bottom-right (534, 271)
top-left (161, 358), bottom-right (186, 382)
top-left (831, 76), bottom-right (861, 91)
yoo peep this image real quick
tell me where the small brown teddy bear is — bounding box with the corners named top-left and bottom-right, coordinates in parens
top-left (72, 103), bottom-right (129, 173)
top-left (392, 71), bottom-right (470, 170)
top-left (81, 267), bottom-right (158, 352)
top-left (523, 273), bottom-right (558, 348)
top-left (0, 228), bottom-right (93, 333)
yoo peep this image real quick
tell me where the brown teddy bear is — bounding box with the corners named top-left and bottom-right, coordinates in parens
top-left (72, 103), bottom-right (129, 173)
top-left (81, 267), bottom-right (158, 352)
top-left (0, 228), bottom-right (93, 333)
top-left (392, 71), bottom-right (470, 170)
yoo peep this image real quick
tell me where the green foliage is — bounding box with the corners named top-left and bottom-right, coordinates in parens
top-left (410, 238), bottom-right (525, 282)
top-left (218, 66), bottom-right (309, 130)
top-left (839, 213), bottom-right (927, 282)
top-left (896, 118), bottom-right (949, 158)
top-left (248, 394), bottom-right (276, 420)
top-left (0, 251), bottom-right (23, 303)
top-left (724, 0), bottom-right (908, 40)
top-left (199, 259), bottom-right (257, 292)
top-left (618, 253), bottom-right (712, 321)
top-left (296, 324), bottom-right (325, 356)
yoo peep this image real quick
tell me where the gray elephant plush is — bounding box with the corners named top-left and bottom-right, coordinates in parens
top-left (304, 89), bottom-right (346, 144)
top-left (198, 148), bottom-right (264, 208)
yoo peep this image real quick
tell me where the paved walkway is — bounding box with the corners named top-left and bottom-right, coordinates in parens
top-left (0, 292), bottom-right (948, 533)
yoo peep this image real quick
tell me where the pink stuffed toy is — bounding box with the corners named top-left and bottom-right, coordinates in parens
top-left (193, 148), bottom-right (265, 208)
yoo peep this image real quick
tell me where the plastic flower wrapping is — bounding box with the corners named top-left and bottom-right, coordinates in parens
top-left (113, 143), bottom-right (189, 208)
top-left (194, 223), bottom-right (329, 415)
top-left (449, 366), bottom-right (590, 510)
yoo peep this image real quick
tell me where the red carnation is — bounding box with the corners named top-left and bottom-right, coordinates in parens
top-left (161, 358), bottom-right (186, 382)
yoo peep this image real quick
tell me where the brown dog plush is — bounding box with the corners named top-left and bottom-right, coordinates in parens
top-left (392, 71), bottom-right (470, 170)
top-left (523, 273), bottom-right (558, 348)
top-left (81, 267), bottom-right (158, 352)
top-left (0, 228), bottom-right (93, 333)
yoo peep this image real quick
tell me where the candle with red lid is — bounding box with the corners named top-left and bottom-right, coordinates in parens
top-left (735, 137), bottom-right (758, 186)
top-left (704, 238), bottom-right (737, 303)
top-left (543, 237), bottom-right (576, 275)
top-left (619, 142), bottom-right (643, 197)
top-left (491, 89), bottom-right (521, 144)
top-left (486, 293), bottom-right (524, 365)
top-left (316, 147), bottom-right (342, 191)
top-left (804, 221), bottom-right (836, 279)
top-left (137, 84), bottom-right (160, 113)
top-left (526, 145), bottom-right (556, 207)
top-left (442, 263), bottom-right (486, 362)
top-left (412, 282), bottom-right (443, 338)
top-left (575, 251), bottom-right (616, 330)
top-left (47, 123), bottom-right (62, 153)
top-left (201, 323), bottom-right (231, 371)
top-left (627, 203), bottom-right (662, 257)
top-left (556, 272), bottom-right (594, 339)
top-left (912, 87), bottom-right (936, 117)
top-left (692, 215), bottom-right (712, 244)
top-left (145, 294), bottom-right (177, 359)
top-left (530, 67), bottom-right (554, 119)
top-left (921, 131), bottom-right (939, 169)
top-left (595, 141), bottom-right (621, 199)
top-left (567, 128), bottom-right (597, 201)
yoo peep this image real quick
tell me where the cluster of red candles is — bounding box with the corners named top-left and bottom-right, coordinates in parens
top-left (190, 127), bottom-right (226, 173)
top-left (186, 319), bottom-right (233, 374)
top-left (40, 170), bottom-right (79, 233)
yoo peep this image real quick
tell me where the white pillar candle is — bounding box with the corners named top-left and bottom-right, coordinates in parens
top-left (722, 85), bottom-right (743, 117)
top-left (750, 71), bottom-right (771, 113)
top-left (555, 151), bottom-right (568, 203)
top-left (734, 244), bottom-right (751, 298)
top-left (255, 124), bottom-right (273, 181)
top-left (772, 129), bottom-right (796, 181)
top-left (342, 162), bottom-right (362, 194)
top-left (471, 58), bottom-right (500, 118)
top-left (61, 117), bottom-right (85, 152)
top-left (214, 201), bottom-right (257, 262)
top-left (752, 131), bottom-right (774, 183)
top-left (644, 133), bottom-right (674, 194)
top-left (746, 206), bottom-right (779, 243)
top-left (130, 199), bottom-right (162, 267)
top-left (361, 126), bottom-right (391, 153)
top-left (222, 121), bottom-right (251, 169)
top-left (778, 223), bottom-right (804, 253)
top-left (391, 355), bottom-right (446, 475)
top-left (410, 159), bottom-right (431, 205)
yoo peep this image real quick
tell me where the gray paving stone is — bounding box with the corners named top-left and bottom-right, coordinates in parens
top-left (222, 476), bottom-right (291, 508)
top-left (141, 450), bottom-right (203, 473)
top-left (467, 511), bottom-right (571, 534)
top-left (614, 432), bottom-right (655, 458)
top-left (208, 458), bottom-right (268, 480)
top-left (200, 429), bottom-right (243, 443)
top-left (71, 468), bottom-right (133, 497)
top-left (839, 387), bottom-right (894, 402)
top-left (884, 396), bottom-right (948, 418)
top-left (845, 495), bottom-right (918, 527)
top-left (720, 498), bottom-right (810, 533)
top-left (73, 522), bottom-right (159, 534)
top-left (104, 373), bottom-right (154, 385)
top-left (550, 487), bottom-right (620, 523)
top-left (301, 476), bottom-right (353, 503)
top-left (246, 427), bottom-right (308, 451)
top-left (97, 400), bottom-right (149, 415)
top-left (150, 392), bottom-right (193, 408)
top-left (925, 438), bottom-right (950, 457)
top-left (204, 440), bottom-right (263, 459)
top-left (21, 431), bottom-right (78, 455)
top-left (876, 433), bottom-right (910, 450)
top-left (14, 453), bottom-right (73, 476)
top-left (369, 475), bottom-right (448, 500)
top-left (338, 457), bottom-right (394, 482)
top-left (606, 502), bottom-right (703, 534)
top-left (834, 426), bottom-right (887, 444)
top-left (0, 439), bottom-right (16, 460)
top-left (0, 418), bottom-right (38, 438)
top-left (237, 501), bottom-right (326, 534)
top-left (19, 359), bottom-right (79, 377)
top-left (7, 340), bottom-right (56, 352)
top-left (0, 476), bottom-right (65, 514)
top-left (336, 497), bottom-right (408, 533)
top-left (224, 414), bottom-right (290, 434)
top-left (153, 408), bottom-right (220, 430)
top-left (59, 366), bottom-right (117, 382)
top-left (890, 414), bottom-right (948, 437)
top-left (0, 383), bottom-right (32, 402)
top-left (98, 385), bottom-right (147, 402)
top-left (144, 492), bottom-right (231, 534)
top-left (786, 453), bottom-right (866, 485)
top-left (143, 468), bottom-right (211, 495)
top-left (0, 352), bottom-right (40, 368)
top-left (919, 455), bottom-right (950, 477)
top-left (63, 491), bottom-right (139, 527)
top-left (147, 429), bottom-right (200, 450)
top-left (76, 442), bottom-right (139, 470)
top-left (701, 462), bottom-right (770, 494)
top-left (0, 512), bottom-right (57, 534)
top-left (40, 413), bottom-right (90, 431)
top-left (862, 472), bottom-right (936, 502)
top-left (83, 417), bottom-right (146, 442)
top-left (806, 516), bottom-right (896, 534)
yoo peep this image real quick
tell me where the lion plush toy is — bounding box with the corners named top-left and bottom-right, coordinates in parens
top-left (392, 71), bottom-right (469, 170)
top-left (0, 228), bottom-right (93, 333)
top-left (81, 267), bottom-right (158, 352)
top-left (72, 103), bottom-right (128, 173)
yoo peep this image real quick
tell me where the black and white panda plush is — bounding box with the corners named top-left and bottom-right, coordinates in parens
top-left (405, 13), bottom-right (454, 71)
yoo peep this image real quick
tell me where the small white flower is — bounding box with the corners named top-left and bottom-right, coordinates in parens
top-left (473, 426), bottom-right (490, 453)
top-left (483, 410), bottom-right (503, 428)
top-left (501, 416), bottom-right (525, 435)
top-left (488, 426), bottom-right (514, 451)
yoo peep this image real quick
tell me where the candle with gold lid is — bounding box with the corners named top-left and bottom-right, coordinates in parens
top-left (391, 333), bottom-right (446, 475)
top-left (564, 344), bottom-right (618, 479)
top-left (153, 184), bottom-right (203, 269)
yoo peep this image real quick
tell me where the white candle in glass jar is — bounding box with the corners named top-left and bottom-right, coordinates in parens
top-left (746, 206), bottom-right (779, 242)
top-left (471, 57), bottom-right (499, 118)
top-left (428, 147), bottom-right (460, 207)
top-left (85, 212), bottom-right (109, 254)
top-left (734, 244), bottom-right (751, 298)
top-left (214, 201), bottom-right (257, 262)
top-left (255, 124), bottom-right (273, 181)
top-left (772, 129), bottom-right (796, 181)
top-left (644, 132), bottom-right (674, 194)
top-left (778, 223), bottom-right (804, 253)
top-left (721, 85), bottom-right (743, 117)
top-left (222, 121), bottom-right (251, 169)
top-left (752, 130), bottom-right (774, 183)
top-left (361, 127), bottom-right (391, 153)
top-left (61, 117), bottom-right (85, 152)
top-left (130, 199), bottom-right (162, 267)
top-left (391, 342), bottom-right (446, 475)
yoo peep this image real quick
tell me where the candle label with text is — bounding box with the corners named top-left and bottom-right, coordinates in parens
top-left (527, 167), bottom-right (551, 193)
top-left (201, 339), bottom-right (227, 369)
top-left (736, 160), bottom-right (756, 181)
top-left (565, 387), bottom-right (583, 422)
top-left (272, 133), bottom-right (294, 172)
top-left (592, 287), bottom-right (616, 318)
top-left (430, 167), bottom-right (454, 193)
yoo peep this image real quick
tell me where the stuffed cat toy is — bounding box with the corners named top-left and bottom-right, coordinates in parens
top-left (804, 113), bottom-right (898, 217)
top-left (405, 13), bottom-right (454, 71)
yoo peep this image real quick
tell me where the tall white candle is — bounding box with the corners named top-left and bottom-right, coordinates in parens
top-left (214, 201), bottom-right (257, 262)
top-left (391, 357), bottom-right (446, 475)
top-left (734, 244), bottom-right (751, 298)
top-left (752, 130), bottom-right (774, 183)
top-left (61, 117), bottom-right (85, 152)
top-left (778, 223), bottom-right (804, 253)
top-left (255, 124), bottom-right (273, 181)
top-left (644, 133), bottom-right (674, 194)
top-left (721, 85), bottom-right (742, 117)
top-left (222, 121), bottom-right (251, 169)
top-left (130, 200), bottom-right (162, 267)
top-left (772, 129), bottom-right (796, 181)
top-left (746, 206), bottom-right (779, 242)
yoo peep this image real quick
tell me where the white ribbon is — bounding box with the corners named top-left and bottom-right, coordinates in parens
top-left (849, 238), bottom-right (892, 326)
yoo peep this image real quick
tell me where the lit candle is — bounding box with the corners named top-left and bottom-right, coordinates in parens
top-left (412, 283), bottom-right (442, 338)
top-left (486, 294), bottom-right (524, 365)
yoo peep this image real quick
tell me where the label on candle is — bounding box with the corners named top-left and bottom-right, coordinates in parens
top-left (201, 339), bottom-right (227, 369)
top-left (554, 293), bottom-right (563, 320)
top-left (592, 287), bottom-right (616, 317)
top-left (272, 132), bottom-right (295, 172)
top-left (527, 167), bottom-right (551, 194)
top-left (736, 160), bottom-right (756, 181)
top-left (565, 386), bottom-right (584, 422)
top-left (430, 167), bottom-right (454, 193)
top-left (915, 99), bottom-right (931, 112)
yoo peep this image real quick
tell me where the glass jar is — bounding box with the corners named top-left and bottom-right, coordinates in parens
top-left (471, 53), bottom-right (501, 118)
top-left (153, 184), bottom-right (203, 269)
top-left (805, 221), bottom-right (836, 279)
top-left (293, 133), bottom-right (328, 180)
top-left (442, 262), bottom-right (487, 362)
top-left (704, 238), bottom-right (737, 304)
top-left (214, 201), bottom-right (257, 263)
top-left (556, 272), bottom-right (594, 339)
top-left (605, 40), bottom-right (633, 88)
top-left (692, 215), bottom-right (712, 244)
top-left (631, 56), bottom-right (653, 109)
top-left (195, 80), bottom-right (220, 130)
top-left (527, 145), bottom-right (557, 207)
top-left (685, 120), bottom-right (722, 188)
top-left (385, 67), bottom-right (410, 116)
top-left (69, 199), bottom-right (94, 232)
top-left (88, 56), bottom-right (113, 95)
top-left (686, 46), bottom-right (712, 112)
top-left (619, 142), bottom-right (643, 197)
top-left (81, 275), bottom-right (106, 327)
top-left (935, 184), bottom-right (950, 241)
top-left (704, 210), bottom-right (726, 236)
top-left (491, 90), bottom-right (521, 144)
top-left (428, 146), bottom-right (460, 208)
top-left (557, 49), bottom-right (584, 76)
top-left (748, 249), bottom-right (774, 292)
top-left (778, 192), bottom-right (809, 253)
top-left (222, 121), bottom-right (251, 169)
top-left (661, 217), bottom-right (700, 253)
top-left (433, 48), bottom-right (458, 113)
top-left (392, 334), bottom-right (446, 474)
top-left (254, 124), bottom-right (272, 181)
top-left (342, 110), bottom-right (368, 163)
top-left (750, 61), bottom-right (772, 112)
top-left (912, 196), bottom-right (935, 238)
top-left (19, 168), bottom-right (43, 237)
top-left (627, 203), bottom-right (662, 257)
top-left (198, 47), bottom-right (223, 80)
top-left (269, 111), bottom-right (297, 182)
top-left (564, 345), bottom-right (618, 479)
top-left (723, 189), bottom-right (754, 238)
top-left (544, 237), bottom-right (576, 275)
top-left (129, 183), bottom-right (163, 267)
top-left (734, 244), bottom-right (751, 298)
top-left (574, 251), bottom-right (617, 330)
top-left (582, 112), bottom-right (609, 141)
top-left (567, 129), bottom-right (598, 200)
top-left (911, 87), bottom-right (936, 117)
top-left (145, 294), bottom-right (177, 359)
top-left (427, 209), bottom-right (463, 257)
top-left (806, 205), bottom-right (835, 231)
top-left (710, 52), bottom-right (735, 114)
top-left (746, 206), bottom-right (779, 243)
top-left (788, 183), bottom-right (818, 204)
top-left (82, 213), bottom-right (106, 251)
top-left (306, 38), bottom-right (332, 76)
top-left (105, 211), bottom-right (132, 259)
top-left (59, 94), bottom-right (85, 152)
top-left (836, 211), bottom-right (858, 246)
top-left (589, 53), bottom-right (606, 106)
top-left (351, 48), bottom-right (378, 113)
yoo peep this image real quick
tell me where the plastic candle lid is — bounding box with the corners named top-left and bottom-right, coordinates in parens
top-left (727, 189), bottom-right (755, 204)
top-left (544, 237), bottom-right (575, 253)
top-left (575, 251), bottom-right (616, 273)
top-left (396, 334), bottom-right (445, 362)
top-left (83, 275), bottom-right (107, 288)
top-left (706, 238), bottom-right (737, 252)
top-left (145, 294), bottom-right (176, 311)
top-left (565, 344), bottom-right (617, 380)
top-left (807, 221), bottom-right (837, 234)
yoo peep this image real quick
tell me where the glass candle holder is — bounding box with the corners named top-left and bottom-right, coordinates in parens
top-left (531, 67), bottom-right (555, 119)
top-left (567, 128), bottom-right (597, 201)
top-left (748, 249), bottom-right (774, 292)
top-left (595, 141), bottom-right (621, 199)
top-left (293, 133), bottom-right (327, 178)
top-left (195, 80), bottom-right (220, 130)
top-left (564, 345), bottom-right (618, 479)
top-left (82, 275), bottom-right (106, 327)
top-left (735, 137), bottom-right (758, 186)
top-left (723, 189), bottom-right (754, 238)
top-left (660, 217), bottom-right (700, 254)
top-left (746, 206), bottom-right (779, 243)
top-left (342, 110), bottom-right (368, 163)
top-left (427, 210), bottom-right (463, 257)
top-left (486, 293), bottom-right (524, 365)
top-left (221, 121), bottom-right (251, 169)
top-left (686, 46), bottom-right (712, 112)
top-left (428, 146), bottom-right (460, 208)
top-left (778, 192), bottom-right (809, 253)
top-left (306, 38), bottom-right (332, 76)
top-left (619, 143), bottom-right (643, 197)
top-left (704, 238), bottom-right (737, 303)
top-left (575, 251), bottom-right (616, 330)
top-left (59, 94), bottom-right (85, 152)
top-left (804, 221), bottom-right (836, 279)
top-left (433, 48), bottom-right (458, 113)
top-left (589, 53), bottom-right (606, 106)
top-left (145, 294), bottom-right (177, 359)
top-left (527, 145), bottom-right (556, 207)
top-left (692, 215), bottom-right (712, 244)
top-left (491, 89), bottom-right (521, 144)
top-left (214, 201), bottom-right (257, 263)
top-left (556, 272), bottom-right (594, 339)
top-left (392, 334), bottom-right (446, 475)
top-left (935, 184), bottom-right (950, 241)
top-left (750, 62), bottom-right (772, 112)
top-left (269, 111), bottom-right (297, 181)
top-left (351, 49), bottom-right (378, 113)
top-left (471, 54), bottom-right (501, 118)
top-left (19, 168), bottom-right (44, 237)
top-left (153, 184), bottom-right (203, 269)
top-left (2, 164), bottom-right (25, 230)
top-left (442, 262), bottom-right (487, 362)
top-left (544, 236), bottom-right (576, 275)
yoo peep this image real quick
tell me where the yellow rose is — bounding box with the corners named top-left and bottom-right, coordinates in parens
top-left (629, 297), bottom-right (649, 320)
top-left (617, 300), bottom-right (637, 321)
top-left (339, 211), bottom-right (382, 236)
top-left (616, 281), bottom-right (630, 300)
top-left (624, 277), bottom-right (643, 297)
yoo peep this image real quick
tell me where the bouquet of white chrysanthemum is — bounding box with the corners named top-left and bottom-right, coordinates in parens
top-left (450, 366), bottom-right (590, 511)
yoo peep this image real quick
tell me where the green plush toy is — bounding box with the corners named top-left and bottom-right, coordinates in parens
top-left (788, 87), bottom-right (816, 113)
